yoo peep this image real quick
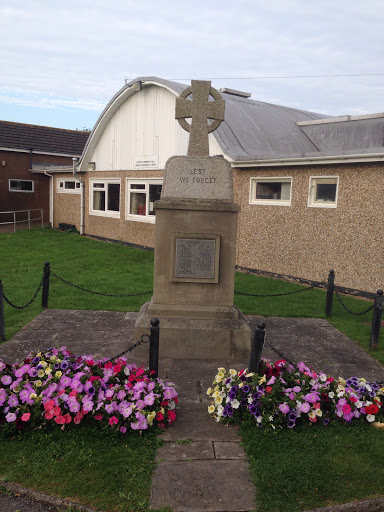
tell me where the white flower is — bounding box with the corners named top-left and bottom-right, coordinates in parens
top-left (328, 392), bottom-right (335, 399)
top-left (269, 415), bottom-right (273, 422)
top-left (355, 400), bottom-right (363, 408)
top-left (212, 391), bottom-right (219, 398)
top-left (310, 379), bottom-right (316, 386)
top-left (231, 399), bottom-right (240, 409)
top-left (215, 395), bottom-right (223, 405)
top-left (366, 414), bottom-right (375, 422)
top-left (308, 411), bottom-right (316, 419)
top-left (124, 366), bottom-right (130, 376)
top-left (238, 382), bottom-right (243, 388)
top-left (218, 367), bottom-right (226, 374)
top-left (208, 405), bottom-right (215, 414)
top-left (257, 416), bottom-right (263, 423)
top-left (315, 409), bottom-right (323, 417)
top-left (366, 384), bottom-right (372, 392)
top-left (248, 397), bottom-right (253, 404)
top-left (206, 387), bottom-right (212, 395)
top-left (319, 373), bottom-right (327, 382)
top-left (229, 369), bottom-right (237, 376)
top-left (216, 405), bottom-right (224, 415)
top-left (337, 391), bottom-right (345, 398)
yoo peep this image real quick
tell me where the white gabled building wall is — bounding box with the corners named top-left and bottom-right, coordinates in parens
top-left (81, 82), bottom-right (225, 172)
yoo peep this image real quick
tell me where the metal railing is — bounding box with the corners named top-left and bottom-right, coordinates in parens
top-left (0, 209), bottom-right (44, 232)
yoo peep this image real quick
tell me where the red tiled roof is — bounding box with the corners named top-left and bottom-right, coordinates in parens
top-left (0, 120), bottom-right (89, 156)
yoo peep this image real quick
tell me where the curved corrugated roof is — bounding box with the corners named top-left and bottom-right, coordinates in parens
top-left (78, 76), bottom-right (384, 166)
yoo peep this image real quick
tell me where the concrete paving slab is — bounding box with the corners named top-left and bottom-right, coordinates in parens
top-left (160, 403), bottom-right (240, 442)
top-left (213, 441), bottom-right (246, 460)
top-left (156, 441), bottom-right (215, 461)
top-left (150, 460), bottom-right (256, 512)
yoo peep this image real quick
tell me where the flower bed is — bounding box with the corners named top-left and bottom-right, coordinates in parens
top-left (207, 359), bottom-right (384, 429)
top-left (0, 347), bottom-right (178, 434)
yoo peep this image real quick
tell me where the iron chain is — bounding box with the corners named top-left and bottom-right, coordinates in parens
top-left (2, 279), bottom-right (43, 309)
top-left (104, 334), bottom-right (150, 363)
top-left (334, 290), bottom-right (374, 316)
top-left (51, 272), bottom-right (152, 298)
top-left (235, 282), bottom-right (321, 298)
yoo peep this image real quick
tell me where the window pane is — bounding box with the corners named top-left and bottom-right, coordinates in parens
top-left (148, 184), bottom-right (162, 215)
top-left (10, 180), bottom-right (18, 189)
top-left (107, 184), bottom-right (120, 212)
top-left (256, 182), bottom-right (283, 200)
top-left (316, 183), bottom-right (337, 202)
top-left (130, 192), bottom-right (146, 215)
top-left (21, 181), bottom-right (33, 191)
top-left (93, 190), bottom-right (105, 211)
top-left (65, 181), bottom-right (76, 189)
top-left (130, 184), bottom-right (145, 190)
top-left (93, 183), bottom-right (104, 188)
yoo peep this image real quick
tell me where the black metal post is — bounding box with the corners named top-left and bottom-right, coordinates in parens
top-left (0, 280), bottom-right (5, 342)
top-left (369, 289), bottom-right (383, 351)
top-left (42, 261), bottom-right (50, 309)
top-left (149, 317), bottom-right (159, 378)
top-left (249, 320), bottom-right (266, 374)
top-left (325, 269), bottom-right (335, 317)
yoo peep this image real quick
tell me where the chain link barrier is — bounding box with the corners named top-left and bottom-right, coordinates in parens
top-left (104, 334), bottom-right (151, 363)
top-left (235, 281), bottom-right (323, 298)
top-left (334, 289), bottom-right (374, 316)
top-left (51, 271), bottom-right (152, 298)
top-left (263, 338), bottom-right (384, 385)
top-left (2, 278), bottom-right (43, 309)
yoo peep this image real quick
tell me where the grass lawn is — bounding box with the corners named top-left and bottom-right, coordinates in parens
top-left (1, 228), bottom-right (383, 512)
top-left (241, 421), bottom-right (384, 512)
top-left (0, 425), bottom-right (170, 512)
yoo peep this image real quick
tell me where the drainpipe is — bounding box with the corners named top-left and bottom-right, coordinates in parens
top-left (73, 157), bottom-right (84, 235)
top-left (43, 171), bottom-right (54, 227)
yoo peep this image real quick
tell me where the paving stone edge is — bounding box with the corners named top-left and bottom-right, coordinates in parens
top-left (0, 481), bottom-right (104, 512)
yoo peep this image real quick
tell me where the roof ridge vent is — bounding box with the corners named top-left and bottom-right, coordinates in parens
top-left (219, 88), bottom-right (251, 99)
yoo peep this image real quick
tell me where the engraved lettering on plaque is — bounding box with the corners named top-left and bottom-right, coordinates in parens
top-left (175, 239), bottom-right (216, 279)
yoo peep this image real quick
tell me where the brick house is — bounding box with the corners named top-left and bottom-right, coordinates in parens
top-left (36, 77), bottom-right (384, 293)
top-left (0, 121), bottom-right (89, 228)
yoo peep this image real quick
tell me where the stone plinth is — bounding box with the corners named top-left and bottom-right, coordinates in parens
top-left (134, 179), bottom-right (251, 359)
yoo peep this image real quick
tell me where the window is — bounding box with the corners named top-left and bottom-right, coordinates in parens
top-left (308, 177), bottom-right (339, 208)
top-left (9, 179), bottom-right (34, 192)
top-left (250, 177), bottom-right (292, 206)
top-left (90, 179), bottom-right (120, 217)
top-left (58, 179), bottom-right (81, 193)
top-left (126, 179), bottom-right (163, 222)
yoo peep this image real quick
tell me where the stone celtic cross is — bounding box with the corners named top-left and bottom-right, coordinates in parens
top-left (175, 80), bottom-right (225, 156)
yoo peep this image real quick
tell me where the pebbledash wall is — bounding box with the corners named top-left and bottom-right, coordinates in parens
top-left (233, 162), bottom-right (383, 294)
top-left (51, 161), bottom-right (383, 294)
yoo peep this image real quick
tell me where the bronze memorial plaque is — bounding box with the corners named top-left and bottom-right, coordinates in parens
top-left (172, 234), bottom-right (220, 283)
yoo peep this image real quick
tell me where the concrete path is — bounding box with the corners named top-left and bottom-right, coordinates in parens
top-left (1, 310), bottom-right (384, 512)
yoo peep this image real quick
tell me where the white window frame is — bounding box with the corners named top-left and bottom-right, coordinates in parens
top-left (9, 179), bottom-right (34, 193)
top-left (308, 176), bottom-right (339, 208)
top-left (89, 178), bottom-right (121, 218)
top-left (249, 177), bottom-right (292, 206)
top-left (57, 178), bottom-right (81, 194)
top-left (126, 178), bottom-right (163, 223)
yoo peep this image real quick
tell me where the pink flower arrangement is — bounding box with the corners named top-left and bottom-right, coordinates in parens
top-left (0, 347), bottom-right (178, 434)
top-left (207, 359), bottom-right (384, 430)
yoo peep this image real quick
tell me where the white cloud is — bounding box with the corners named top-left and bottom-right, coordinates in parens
top-left (1, 0), bottom-right (384, 128)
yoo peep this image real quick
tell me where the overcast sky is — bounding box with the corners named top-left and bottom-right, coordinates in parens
top-left (1, 0), bottom-right (384, 131)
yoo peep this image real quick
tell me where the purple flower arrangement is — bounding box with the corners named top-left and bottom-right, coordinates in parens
top-left (207, 359), bottom-right (384, 430)
top-left (0, 347), bottom-right (178, 434)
